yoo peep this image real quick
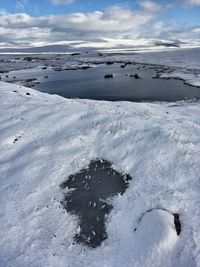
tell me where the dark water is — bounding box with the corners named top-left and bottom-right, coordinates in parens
top-left (60, 159), bottom-right (131, 247)
top-left (5, 63), bottom-right (200, 102)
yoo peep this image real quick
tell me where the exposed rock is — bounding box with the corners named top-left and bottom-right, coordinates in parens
top-left (80, 65), bottom-right (92, 70)
top-left (25, 78), bottom-right (37, 82)
top-left (152, 73), bottom-right (160, 79)
top-left (104, 74), bottom-right (113, 79)
top-left (106, 61), bottom-right (114, 65)
top-left (71, 52), bottom-right (81, 56)
top-left (24, 57), bottom-right (32, 62)
top-left (130, 73), bottom-right (141, 79)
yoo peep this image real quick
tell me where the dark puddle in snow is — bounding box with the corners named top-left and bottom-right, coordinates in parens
top-left (60, 159), bottom-right (131, 248)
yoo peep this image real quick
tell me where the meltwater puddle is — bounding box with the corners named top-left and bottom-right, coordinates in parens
top-left (60, 159), bottom-right (131, 248)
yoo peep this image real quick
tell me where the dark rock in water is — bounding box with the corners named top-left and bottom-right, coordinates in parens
top-left (42, 66), bottom-right (47, 70)
top-left (134, 73), bottom-right (141, 79)
top-left (13, 76), bottom-right (16, 79)
top-left (60, 159), bottom-right (131, 248)
top-left (6, 75), bottom-right (9, 78)
top-left (121, 65), bottom-right (126, 68)
top-left (104, 74), bottom-right (113, 79)
top-left (80, 65), bottom-right (92, 70)
top-left (26, 92), bottom-right (31, 95)
top-left (0, 71), bottom-right (8, 73)
top-left (152, 73), bottom-right (160, 79)
top-left (106, 61), bottom-right (114, 65)
top-left (71, 52), bottom-right (81, 56)
top-left (25, 78), bottom-right (37, 82)
top-left (44, 75), bottom-right (48, 79)
top-left (130, 73), bottom-right (141, 79)
top-left (24, 56), bottom-right (32, 62)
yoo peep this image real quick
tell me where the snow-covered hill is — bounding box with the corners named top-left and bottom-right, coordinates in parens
top-left (0, 81), bottom-right (200, 267)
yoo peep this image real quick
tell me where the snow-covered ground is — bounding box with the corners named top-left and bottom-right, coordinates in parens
top-left (88, 48), bottom-right (200, 87)
top-left (131, 48), bottom-right (200, 87)
top-left (99, 48), bottom-right (200, 69)
top-left (1, 81), bottom-right (200, 267)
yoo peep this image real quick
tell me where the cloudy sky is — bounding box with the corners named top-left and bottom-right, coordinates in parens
top-left (0, 0), bottom-right (199, 49)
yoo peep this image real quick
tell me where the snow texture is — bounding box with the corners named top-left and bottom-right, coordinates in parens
top-left (0, 81), bottom-right (200, 267)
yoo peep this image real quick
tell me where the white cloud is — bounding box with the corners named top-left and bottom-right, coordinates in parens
top-left (0, 4), bottom-right (157, 47)
top-left (51, 0), bottom-right (75, 5)
top-left (0, 1), bottom-right (199, 48)
top-left (181, 0), bottom-right (200, 5)
top-left (0, 5), bottom-right (158, 32)
top-left (139, 0), bottom-right (161, 11)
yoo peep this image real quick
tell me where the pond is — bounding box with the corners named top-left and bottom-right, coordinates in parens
top-left (3, 63), bottom-right (200, 102)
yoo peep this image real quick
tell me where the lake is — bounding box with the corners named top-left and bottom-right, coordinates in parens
top-left (4, 63), bottom-right (200, 102)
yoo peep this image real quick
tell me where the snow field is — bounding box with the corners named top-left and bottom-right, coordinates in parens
top-left (0, 81), bottom-right (200, 266)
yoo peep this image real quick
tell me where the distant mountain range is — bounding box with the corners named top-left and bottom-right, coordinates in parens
top-left (0, 39), bottom-right (198, 53)
top-left (153, 40), bottom-right (181, 48)
top-left (0, 44), bottom-right (84, 53)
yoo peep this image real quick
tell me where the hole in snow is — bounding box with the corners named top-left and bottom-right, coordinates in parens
top-left (134, 208), bottom-right (181, 236)
top-left (173, 213), bottom-right (181, 235)
top-left (60, 159), bottom-right (131, 248)
top-left (131, 209), bottom-right (180, 261)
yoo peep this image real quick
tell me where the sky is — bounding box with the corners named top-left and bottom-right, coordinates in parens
top-left (0, 0), bottom-right (199, 49)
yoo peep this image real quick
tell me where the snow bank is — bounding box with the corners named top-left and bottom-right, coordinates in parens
top-left (132, 48), bottom-right (200, 87)
top-left (0, 81), bottom-right (200, 267)
top-left (160, 71), bottom-right (200, 87)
